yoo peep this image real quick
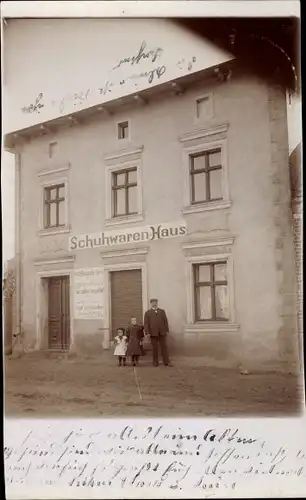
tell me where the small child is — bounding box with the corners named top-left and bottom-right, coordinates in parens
top-left (126, 317), bottom-right (144, 366)
top-left (113, 328), bottom-right (128, 366)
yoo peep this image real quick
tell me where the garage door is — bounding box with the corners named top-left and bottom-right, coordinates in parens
top-left (110, 269), bottom-right (143, 338)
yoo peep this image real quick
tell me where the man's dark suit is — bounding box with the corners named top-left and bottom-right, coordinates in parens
top-left (144, 308), bottom-right (170, 365)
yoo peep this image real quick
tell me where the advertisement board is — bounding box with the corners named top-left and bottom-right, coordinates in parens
top-left (74, 267), bottom-right (104, 320)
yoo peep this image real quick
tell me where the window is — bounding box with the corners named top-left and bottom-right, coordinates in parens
top-left (104, 148), bottom-right (144, 227)
top-left (180, 124), bottom-right (230, 214)
top-left (190, 148), bottom-right (223, 204)
top-left (44, 184), bottom-right (65, 228)
top-left (193, 261), bottom-right (229, 321)
top-left (48, 141), bottom-right (58, 159)
top-left (112, 168), bottom-right (137, 217)
top-left (118, 121), bottom-right (129, 140)
top-left (196, 94), bottom-right (213, 120)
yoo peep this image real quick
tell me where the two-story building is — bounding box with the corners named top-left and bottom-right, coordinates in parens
top-left (4, 18), bottom-right (299, 371)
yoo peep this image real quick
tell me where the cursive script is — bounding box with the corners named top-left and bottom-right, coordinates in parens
top-left (20, 44), bottom-right (196, 117)
top-left (54, 88), bottom-right (91, 114)
top-left (4, 421), bottom-right (306, 498)
top-left (113, 41), bottom-right (163, 70)
top-left (129, 65), bottom-right (166, 84)
top-left (21, 93), bottom-right (45, 114)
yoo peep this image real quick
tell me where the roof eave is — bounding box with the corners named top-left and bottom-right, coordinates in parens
top-left (4, 59), bottom-right (234, 150)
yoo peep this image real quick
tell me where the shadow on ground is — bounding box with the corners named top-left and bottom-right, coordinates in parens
top-left (4, 351), bottom-right (304, 418)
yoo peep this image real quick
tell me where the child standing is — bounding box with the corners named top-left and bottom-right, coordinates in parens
top-left (126, 317), bottom-right (144, 366)
top-left (113, 328), bottom-right (128, 366)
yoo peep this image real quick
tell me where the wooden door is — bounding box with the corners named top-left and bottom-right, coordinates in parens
top-left (110, 269), bottom-right (142, 339)
top-left (48, 276), bottom-right (70, 350)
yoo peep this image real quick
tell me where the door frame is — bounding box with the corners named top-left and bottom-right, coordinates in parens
top-left (103, 261), bottom-right (148, 349)
top-left (36, 269), bottom-right (74, 350)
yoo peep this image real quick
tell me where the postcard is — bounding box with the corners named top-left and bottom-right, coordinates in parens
top-left (2, 1), bottom-right (304, 498)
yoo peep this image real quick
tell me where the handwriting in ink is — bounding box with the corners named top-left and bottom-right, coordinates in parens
top-left (21, 93), bottom-right (45, 114)
top-left (118, 425), bottom-right (256, 445)
top-left (113, 41), bottom-right (163, 70)
top-left (58, 88), bottom-right (91, 114)
top-left (4, 424), bottom-right (306, 496)
top-left (19, 49), bottom-right (199, 117)
top-left (98, 81), bottom-right (114, 96)
top-left (129, 65), bottom-right (166, 84)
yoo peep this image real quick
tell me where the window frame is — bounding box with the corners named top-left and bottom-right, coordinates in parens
top-left (105, 154), bottom-right (144, 227)
top-left (117, 120), bottom-right (130, 141)
top-left (184, 239), bottom-right (238, 332)
top-left (194, 92), bottom-right (214, 122)
top-left (111, 167), bottom-right (138, 218)
top-left (189, 148), bottom-right (223, 205)
top-left (193, 261), bottom-right (228, 322)
top-left (180, 124), bottom-right (231, 214)
top-left (43, 183), bottom-right (66, 229)
top-left (48, 141), bottom-right (58, 159)
top-left (37, 172), bottom-right (70, 236)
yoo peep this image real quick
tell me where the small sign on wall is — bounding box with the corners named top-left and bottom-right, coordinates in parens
top-left (73, 267), bottom-right (104, 320)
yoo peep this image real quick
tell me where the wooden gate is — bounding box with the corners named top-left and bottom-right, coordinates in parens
top-left (48, 276), bottom-right (70, 350)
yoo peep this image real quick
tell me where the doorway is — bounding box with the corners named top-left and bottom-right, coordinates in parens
top-left (47, 275), bottom-right (70, 350)
top-left (110, 269), bottom-right (143, 338)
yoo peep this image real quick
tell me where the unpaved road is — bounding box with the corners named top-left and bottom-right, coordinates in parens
top-left (4, 352), bottom-right (304, 418)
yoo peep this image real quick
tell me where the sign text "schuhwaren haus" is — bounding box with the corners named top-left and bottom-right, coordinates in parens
top-left (69, 221), bottom-right (187, 251)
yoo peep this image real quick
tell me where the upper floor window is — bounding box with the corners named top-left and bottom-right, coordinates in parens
top-left (195, 94), bottom-right (214, 121)
top-left (118, 121), bottom-right (129, 140)
top-left (180, 123), bottom-right (231, 214)
top-left (190, 148), bottom-right (222, 204)
top-left (48, 141), bottom-right (58, 159)
top-left (193, 261), bottom-right (228, 321)
top-left (104, 146), bottom-right (144, 227)
top-left (112, 167), bottom-right (138, 217)
top-left (44, 184), bottom-right (65, 228)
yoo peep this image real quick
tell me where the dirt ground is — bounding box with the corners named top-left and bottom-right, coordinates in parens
top-left (4, 351), bottom-right (304, 418)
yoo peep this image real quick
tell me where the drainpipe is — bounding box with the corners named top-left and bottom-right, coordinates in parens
top-left (14, 149), bottom-right (22, 352)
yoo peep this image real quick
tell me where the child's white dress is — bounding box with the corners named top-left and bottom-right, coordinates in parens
top-left (113, 335), bottom-right (128, 356)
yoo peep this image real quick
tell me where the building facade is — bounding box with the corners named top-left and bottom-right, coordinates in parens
top-left (6, 65), bottom-right (300, 372)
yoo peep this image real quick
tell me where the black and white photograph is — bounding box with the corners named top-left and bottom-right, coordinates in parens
top-left (2, 3), bottom-right (303, 423)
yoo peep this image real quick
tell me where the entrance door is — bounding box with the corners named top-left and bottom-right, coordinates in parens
top-left (110, 269), bottom-right (142, 338)
top-left (48, 276), bottom-right (70, 350)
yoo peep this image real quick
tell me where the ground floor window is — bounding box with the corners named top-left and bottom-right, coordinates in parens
top-left (193, 261), bottom-right (229, 321)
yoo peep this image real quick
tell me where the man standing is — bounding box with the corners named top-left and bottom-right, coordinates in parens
top-left (144, 298), bottom-right (172, 367)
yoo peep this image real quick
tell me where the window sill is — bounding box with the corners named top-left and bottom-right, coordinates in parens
top-left (37, 226), bottom-right (71, 237)
top-left (104, 213), bottom-right (144, 227)
top-left (182, 200), bottom-right (231, 215)
top-left (185, 322), bottom-right (239, 334)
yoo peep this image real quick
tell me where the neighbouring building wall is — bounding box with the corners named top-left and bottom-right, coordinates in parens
top-left (266, 85), bottom-right (299, 370)
top-left (289, 143), bottom-right (303, 369)
top-left (3, 258), bottom-right (16, 354)
top-left (18, 73), bottom-right (298, 371)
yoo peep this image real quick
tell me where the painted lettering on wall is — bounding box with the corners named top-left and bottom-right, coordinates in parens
top-left (21, 93), bottom-right (45, 114)
top-left (69, 221), bottom-right (187, 251)
top-left (74, 268), bottom-right (104, 320)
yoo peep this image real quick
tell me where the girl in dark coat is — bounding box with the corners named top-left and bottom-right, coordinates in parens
top-left (126, 317), bottom-right (144, 366)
